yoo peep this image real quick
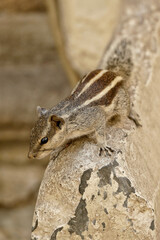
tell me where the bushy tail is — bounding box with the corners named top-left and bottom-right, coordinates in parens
top-left (99, 39), bottom-right (133, 78)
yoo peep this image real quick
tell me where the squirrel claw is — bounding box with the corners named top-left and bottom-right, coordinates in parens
top-left (99, 146), bottom-right (115, 157)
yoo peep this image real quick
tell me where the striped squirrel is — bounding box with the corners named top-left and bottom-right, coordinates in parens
top-left (28, 67), bottom-right (139, 159)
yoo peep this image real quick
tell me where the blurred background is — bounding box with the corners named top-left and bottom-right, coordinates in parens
top-left (0, 0), bottom-right (122, 239)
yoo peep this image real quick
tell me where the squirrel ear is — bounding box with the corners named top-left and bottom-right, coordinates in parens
top-left (50, 115), bottom-right (65, 130)
top-left (37, 106), bottom-right (48, 117)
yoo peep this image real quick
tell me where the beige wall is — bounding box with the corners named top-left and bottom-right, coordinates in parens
top-left (59, 0), bottom-right (123, 75)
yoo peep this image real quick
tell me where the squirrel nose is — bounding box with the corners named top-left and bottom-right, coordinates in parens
top-left (28, 152), bottom-right (32, 159)
top-left (28, 152), bottom-right (36, 159)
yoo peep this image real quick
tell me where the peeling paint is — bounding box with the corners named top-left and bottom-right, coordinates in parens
top-left (113, 175), bottom-right (135, 207)
top-left (114, 176), bottom-right (135, 196)
top-left (97, 160), bottom-right (135, 209)
top-left (79, 169), bottom-right (93, 195)
top-left (97, 164), bottom-right (112, 187)
top-left (68, 198), bottom-right (89, 239)
top-left (61, 168), bottom-right (93, 239)
top-left (150, 220), bottom-right (155, 231)
top-left (97, 161), bottom-right (119, 187)
top-left (50, 227), bottom-right (63, 240)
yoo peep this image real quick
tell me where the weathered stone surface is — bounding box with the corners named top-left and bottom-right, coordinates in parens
top-left (56, 162), bottom-right (154, 240)
top-left (31, 132), bottom-right (155, 240)
top-left (31, 0), bottom-right (160, 239)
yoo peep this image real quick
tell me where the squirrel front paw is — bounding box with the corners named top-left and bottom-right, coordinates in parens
top-left (99, 146), bottom-right (115, 157)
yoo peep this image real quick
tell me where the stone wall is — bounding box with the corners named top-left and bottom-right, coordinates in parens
top-left (0, 10), bottom-right (70, 240)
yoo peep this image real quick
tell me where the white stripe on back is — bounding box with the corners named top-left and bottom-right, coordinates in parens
top-left (71, 72), bottom-right (90, 95)
top-left (77, 70), bottom-right (108, 97)
top-left (81, 72), bottom-right (90, 83)
top-left (81, 75), bottom-right (123, 107)
top-left (71, 81), bottom-right (80, 95)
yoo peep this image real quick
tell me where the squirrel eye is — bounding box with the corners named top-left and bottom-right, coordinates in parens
top-left (41, 137), bottom-right (48, 145)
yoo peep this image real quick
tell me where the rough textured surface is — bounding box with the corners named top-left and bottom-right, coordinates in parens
top-left (31, 0), bottom-right (160, 239)
top-left (31, 133), bottom-right (155, 240)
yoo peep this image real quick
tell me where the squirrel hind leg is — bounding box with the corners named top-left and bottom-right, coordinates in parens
top-left (94, 117), bottom-right (115, 157)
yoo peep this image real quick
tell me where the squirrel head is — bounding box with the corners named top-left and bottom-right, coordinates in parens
top-left (28, 106), bottom-right (66, 159)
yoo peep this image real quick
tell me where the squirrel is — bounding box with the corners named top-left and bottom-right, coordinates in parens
top-left (28, 69), bottom-right (135, 159)
top-left (28, 40), bottom-right (140, 159)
